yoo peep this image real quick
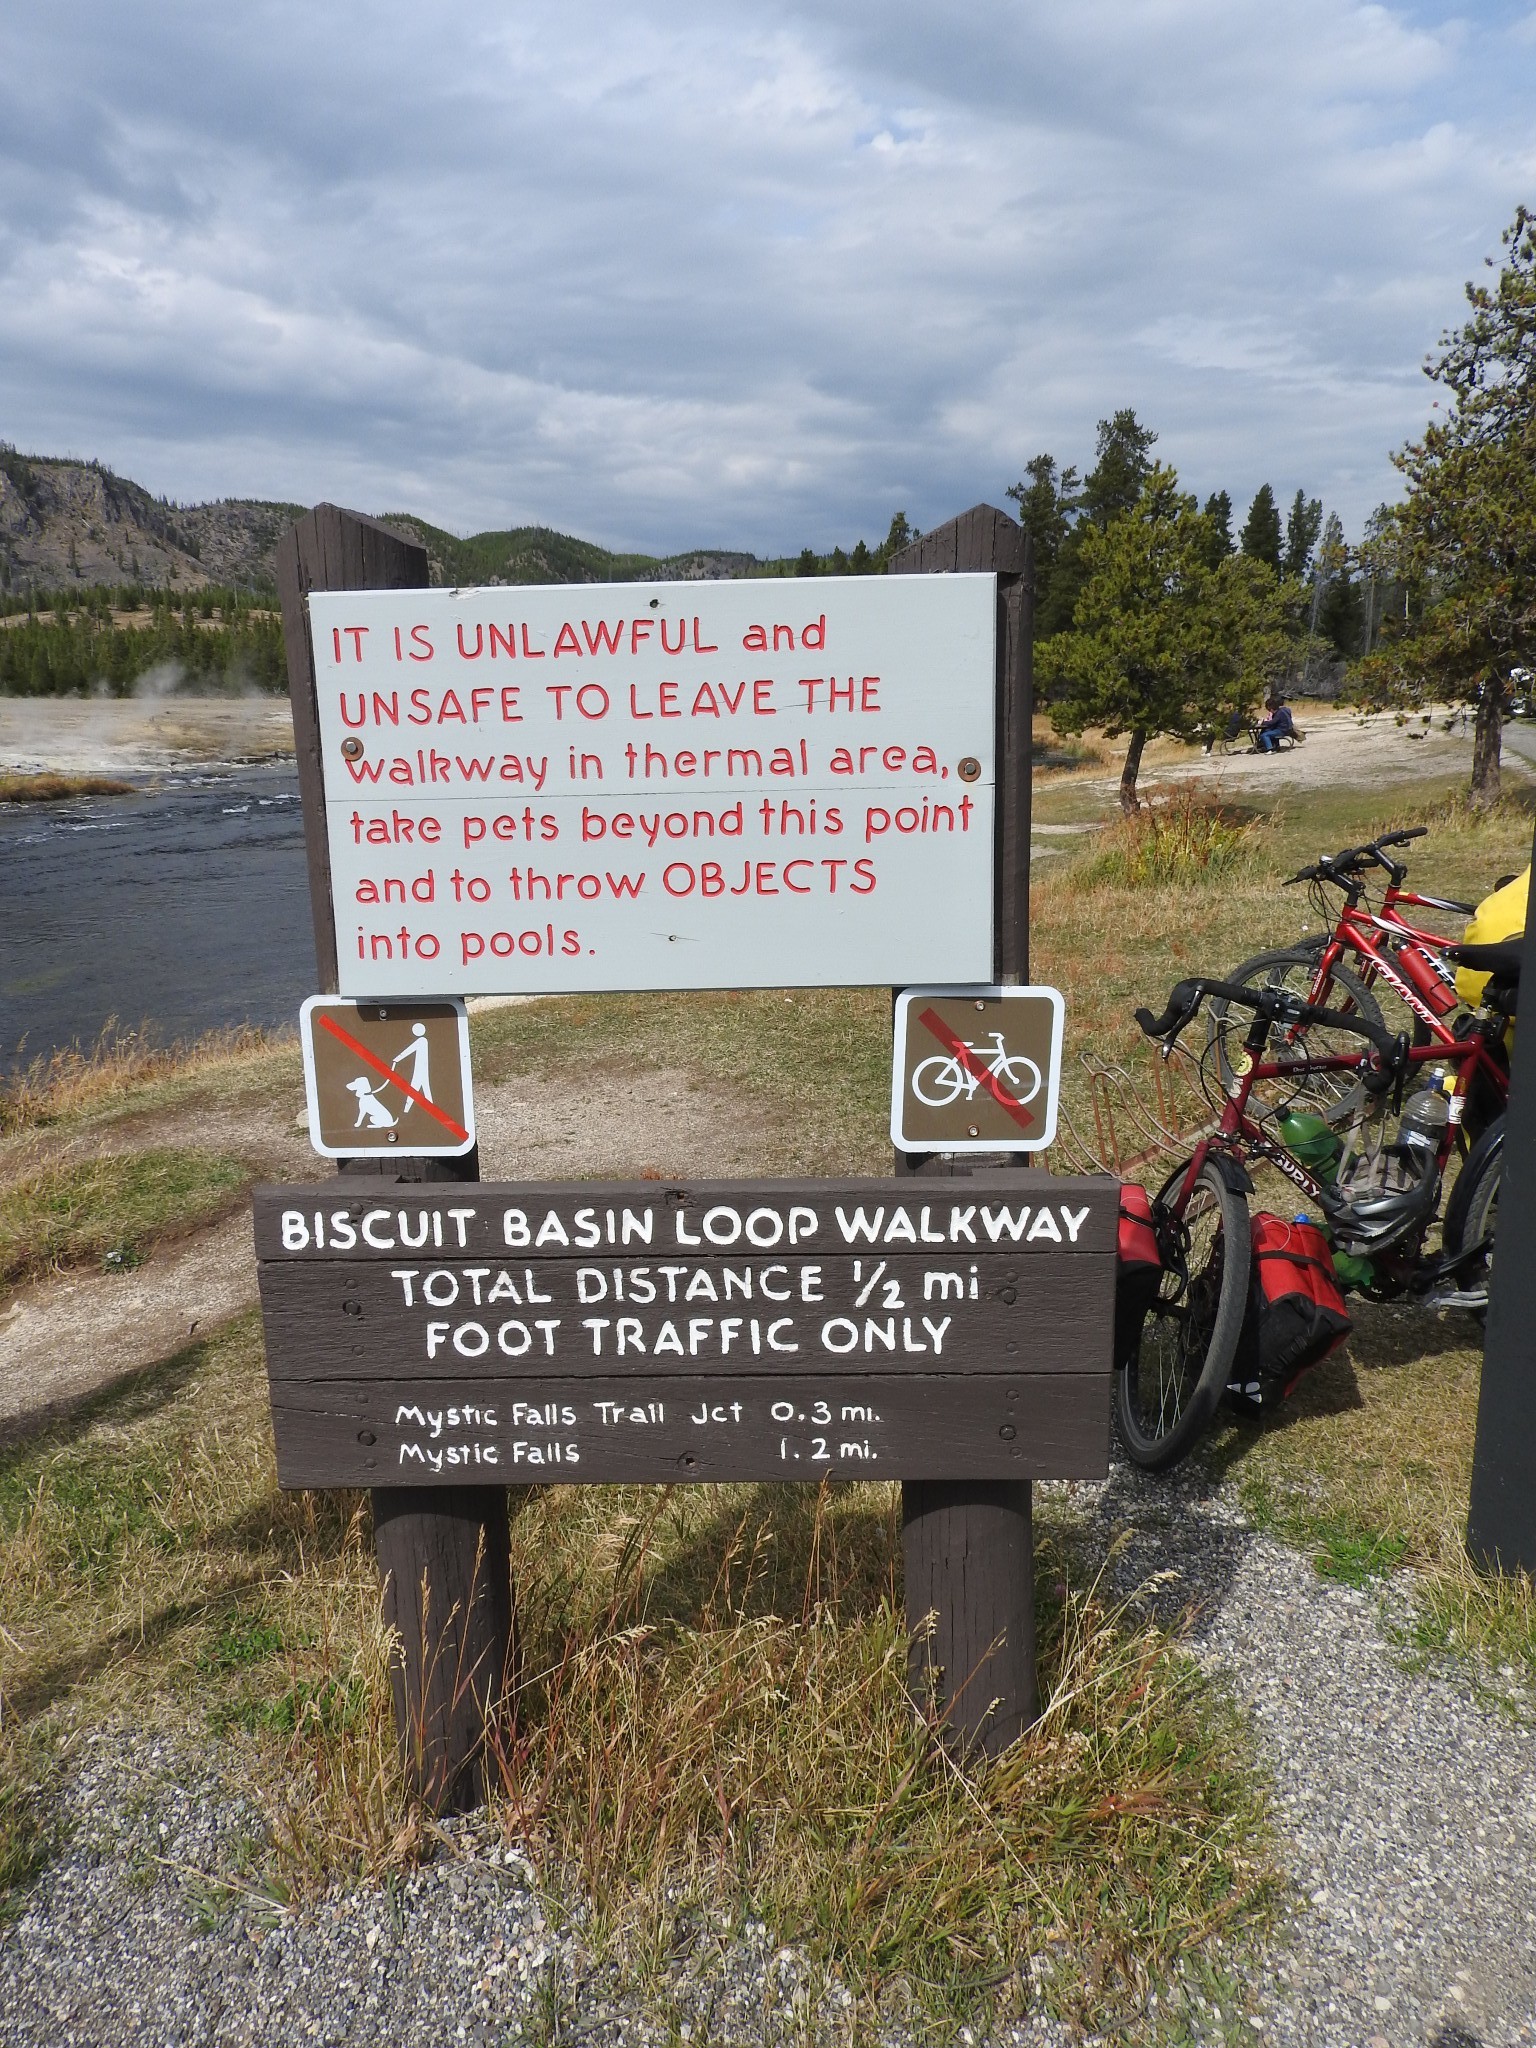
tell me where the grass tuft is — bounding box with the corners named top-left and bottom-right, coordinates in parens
top-left (0, 1147), bottom-right (252, 1289)
top-left (0, 1020), bottom-right (284, 1136)
top-left (0, 772), bottom-right (136, 803)
top-left (1080, 788), bottom-right (1255, 890)
top-left (484, 1485), bottom-right (1275, 2032)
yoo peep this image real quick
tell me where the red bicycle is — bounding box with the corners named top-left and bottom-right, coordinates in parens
top-left (1210, 828), bottom-right (1506, 1143)
top-left (1122, 953), bottom-right (1514, 1469)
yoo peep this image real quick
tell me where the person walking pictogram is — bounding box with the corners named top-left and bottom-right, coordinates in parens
top-left (390, 1022), bottom-right (433, 1114)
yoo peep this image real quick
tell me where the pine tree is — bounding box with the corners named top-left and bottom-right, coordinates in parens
top-left (1037, 410), bottom-right (1158, 634)
top-left (1040, 466), bottom-right (1292, 811)
top-left (1364, 204), bottom-right (1536, 802)
top-left (1202, 491), bottom-right (1234, 560)
top-left (1240, 485), bottom-right (1283, 569)
top-left (1282, 490), bottom-right (1324, 580)
top-left (1006, 455), bottom-right (1079, 619)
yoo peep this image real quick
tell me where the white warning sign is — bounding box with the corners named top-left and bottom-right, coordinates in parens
top-left (307, 577), bottom-right (997, 995)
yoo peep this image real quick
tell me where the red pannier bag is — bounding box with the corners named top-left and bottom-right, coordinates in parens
top-left (1229, 1212), bottom-right (1351, 1412)
top-left (1115, 1182), bottom-right (1164, 1366)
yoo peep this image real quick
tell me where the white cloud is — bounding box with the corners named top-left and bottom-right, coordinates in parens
top-left (0, 0), bottom-right (1530, 552)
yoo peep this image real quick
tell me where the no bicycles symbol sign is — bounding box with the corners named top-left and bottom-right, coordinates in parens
top-left (890, 986), bottom-right (1063, 1154)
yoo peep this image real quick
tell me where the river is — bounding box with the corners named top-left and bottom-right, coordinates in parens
top-left (0, 765), bottom-right (316, 1070)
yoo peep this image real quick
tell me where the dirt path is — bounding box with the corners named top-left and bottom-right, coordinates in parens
top-left (0, 1067), bottom-right (782, 1441)
top-left (1084, 706), bottom-right (1530, 802)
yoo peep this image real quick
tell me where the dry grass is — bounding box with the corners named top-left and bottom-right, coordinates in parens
top-left (0, 1020), bottom-right (291, 1137)
top-left (483, 1485), bottom-right (1274, 2029)
top-left (0, 772), bottom-right (135, 803)
top-left (0, 1317), bottom-right (415, 1911)
top-left (1078, 787), bottom-right (1256, 890)
top-left (0, 1318), bottom-right (1276, 2031)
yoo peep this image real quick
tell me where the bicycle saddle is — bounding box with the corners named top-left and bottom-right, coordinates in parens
top-left (1447, 937), bottom-right (1522, 983)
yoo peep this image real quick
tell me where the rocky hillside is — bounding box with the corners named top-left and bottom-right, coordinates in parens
top-left (0, 449), bottom-right (303, 592)
top-left (0, 446), bottom-right (772, 595)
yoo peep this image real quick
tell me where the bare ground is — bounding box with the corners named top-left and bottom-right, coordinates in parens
top-left (1084, 705), bottom-right (1532, 802)
top-left (0, 695), bottom-right (296, 775)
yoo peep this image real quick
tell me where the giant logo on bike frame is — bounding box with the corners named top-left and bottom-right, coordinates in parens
top-left (890, 985), bottom-right (1063, 1153)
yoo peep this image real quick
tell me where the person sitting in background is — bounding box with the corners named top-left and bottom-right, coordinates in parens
top-left (1256, 699), bottom-right (1295, 753)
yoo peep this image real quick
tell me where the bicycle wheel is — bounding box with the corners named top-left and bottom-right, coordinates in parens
top-left (1207, 948), bottom-right (1384, 1127)
top-left (1116, 1159), bottom-right (1251, 1471)
top-left (993, 1054), bottom-right (1042, 1105)
top-left (1442, 1115), bottom-right (1502, 1314)
top-left (911, 1056), bottom-right (964, 1107)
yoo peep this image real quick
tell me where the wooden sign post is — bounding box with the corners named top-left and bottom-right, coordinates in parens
top-left (890, 509), bottom-right (1039, 1753)
top-left (278, 508), bottom-right (512, 1812)
top-left (272, 500), bottom-right (1107, 1804)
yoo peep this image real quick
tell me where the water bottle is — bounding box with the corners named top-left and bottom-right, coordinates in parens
top-left (1397, 1085), bottom-right (1450, 1156)
top-left (1276, 1110), bottom-right (1342, 1181)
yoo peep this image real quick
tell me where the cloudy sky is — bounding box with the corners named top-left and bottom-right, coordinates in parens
top-left (1, 1), bottom-right (1532, 555)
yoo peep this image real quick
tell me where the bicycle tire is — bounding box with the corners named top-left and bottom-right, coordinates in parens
top-left (1207, 948), bottom-right (1384, 1126)
top-left (1442, 1114), bottom-right (1502, 1316)
top-left (1116, 1159), bottom-right (1251, 1471)
top-left (911, 1056), bottom-right (964, 1108)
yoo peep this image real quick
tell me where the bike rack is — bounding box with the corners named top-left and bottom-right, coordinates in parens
top-left (1045, 1046), bottom-right (1216, 1178)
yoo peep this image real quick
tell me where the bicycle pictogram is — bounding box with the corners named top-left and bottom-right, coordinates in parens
top-left (890, 985), bottom-right (1063, 1154)
top-left (910, 1029), bottom-right (1043, 1111)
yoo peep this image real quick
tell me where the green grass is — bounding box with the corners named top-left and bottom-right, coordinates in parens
top-left (0, 1148), bottom-right (252, 1288)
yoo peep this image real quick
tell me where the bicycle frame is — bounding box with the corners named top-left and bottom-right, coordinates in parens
top-left (1166, 1008), bottom-right (1501, 1289)
top-left (1310, 897), bottom-right (1466, 1032)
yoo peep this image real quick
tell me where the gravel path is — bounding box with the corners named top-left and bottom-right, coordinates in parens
top-left (4, 1461), bottom-right (1534, 2045)
top-left (1067, 1466), bottom-right (1536, 2048)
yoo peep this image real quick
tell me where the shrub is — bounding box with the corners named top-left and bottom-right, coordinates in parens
top-left (1081, 787), bottom-right (1254, 888)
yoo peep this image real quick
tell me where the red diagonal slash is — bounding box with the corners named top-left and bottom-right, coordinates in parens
top-left (915, 1007), bottom-right (1035, 1131)
top-left (317, 1011), bottom-right (469, 1142)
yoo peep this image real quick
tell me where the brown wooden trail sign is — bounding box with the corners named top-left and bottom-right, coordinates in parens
top-left (274, 499), bottom-right (1102, 1810)
top-left (255, 1175), bottom-right (1114, 1488)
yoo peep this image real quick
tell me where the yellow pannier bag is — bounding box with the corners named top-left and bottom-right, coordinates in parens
top-left (1456, 865), bottom-right (1529, 1008)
